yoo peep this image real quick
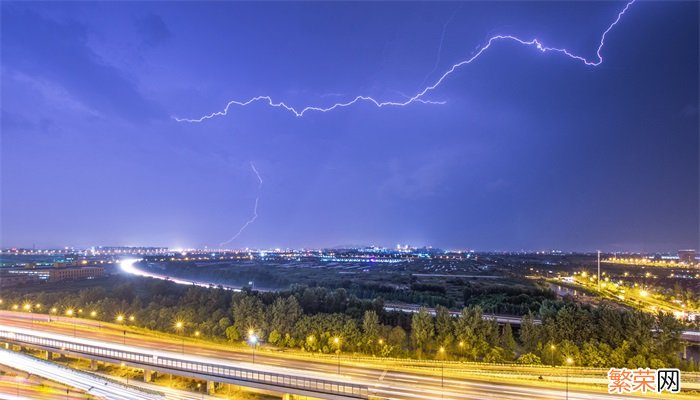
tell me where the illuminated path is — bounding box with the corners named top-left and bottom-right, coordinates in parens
top-left (0, 317), bottom-right (667, 400)
top-left (174, 1), bottom-right (636, 122)
top-left (118, 258), bottom-right (246, 292)
top-left (0, 348), bottom-right (160, 400)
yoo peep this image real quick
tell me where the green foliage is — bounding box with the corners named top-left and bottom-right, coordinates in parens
top-left (517, 352), bottom-right (542, 365)
top-left (1, 275), bottom-right (690, 369)
top-left (500, 323), bottom-right (516, 360)
top-left (362, 310), bottom-right (380, 353)
top-left (519, 311), bottom-right (539, 353)
top-left (410, 307), bottom-right (434, 357)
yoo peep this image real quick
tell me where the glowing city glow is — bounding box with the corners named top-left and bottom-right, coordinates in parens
top-left (173, 0), bottom-right (635, 123)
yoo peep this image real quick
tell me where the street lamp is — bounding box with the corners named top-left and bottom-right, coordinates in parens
top-left (175, 321), bottom-right (185, 354)
top-left (23, 304), bottom-right (33, 327)
top-left (248, 330), bottom-right (258, 364)
top-left (333, 337), bottom-right (341, 374)
top-left (66, 309), bottom-right (76, 337)
top-left (439, 346), bottom-right (446, 399)
top-left (550, 344), bottom-right (556, 367)
top-left (566, 357), bottom-right (573, 400)
top-left (117, 314), bottom-right (127, 344)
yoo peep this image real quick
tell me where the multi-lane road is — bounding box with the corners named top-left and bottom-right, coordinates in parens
top-left (0, 348), bottom-right (160, 400)
top-left (0, 311), bottom-right (664, 400)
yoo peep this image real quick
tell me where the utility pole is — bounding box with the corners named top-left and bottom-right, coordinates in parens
top-left (597, 250), bottom-right (601, 293)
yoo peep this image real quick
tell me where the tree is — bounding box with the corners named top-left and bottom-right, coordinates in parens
top-left (517, 353), bottom-right (542, 365)
top-left (388, 326), bottom-right (407, 349)
top-left (484, 347), bottom-right (506, 363)
top-left (362, 310), bottom-right (380, 352)
top-left (268, 329), bottom-right (282, 345)
top-left (653, 312), bottom-right (682, 364)
top-left (341, 319), bottom-right (361, 352)
top-left (559, 340), bottom-right (581, 365)
top-left (410, 307), bottom-right (434, 358)
top-left (270, 296), bottom-right (302, 337)
top-left (500, 323), bottom-right (516, 360)
top-left (581, 340), bottom-right (608, 367)
top-left (231, 293), bottom-right (265, 339)
top-left (225, 325), bottom-right (240, 342)
top-left (435, 305), bottom-right (455, 348)
top-left (519, 311), bottom-right (539, 353)
top-left (454, 306), bottom-right (489, 361)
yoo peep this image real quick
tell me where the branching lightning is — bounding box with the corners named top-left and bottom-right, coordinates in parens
top-left (419, 5), bottom-right (461, 88)
top-left (174, 0), bottom-right (634, 122)
top-left (219, 162), bottom-right (263, 247)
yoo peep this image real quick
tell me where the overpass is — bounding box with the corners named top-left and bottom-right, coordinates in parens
top-left (0, 325), bottom-right (367, 400)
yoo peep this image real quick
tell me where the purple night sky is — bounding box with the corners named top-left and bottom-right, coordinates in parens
top-left (1, 1), bottom-right (698, 252)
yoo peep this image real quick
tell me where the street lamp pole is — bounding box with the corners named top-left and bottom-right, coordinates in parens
top-left (439, 346), bottom-right (446, 399)
top-left (248, 329), bottom-right (258, 364)
top-left (566, 357), bottom-right (573, 400)
top-left (66, 309), bottom-right (76, 337)
top-left (333, 337), bottom-right (341, 375)
top-left (550, 344), bottom-right (556, 367)
top-left (597, 250), bottom-right (601, 293)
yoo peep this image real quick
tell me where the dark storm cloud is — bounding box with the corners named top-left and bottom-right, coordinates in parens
top-left (1, 7), bottom-right (163, 122)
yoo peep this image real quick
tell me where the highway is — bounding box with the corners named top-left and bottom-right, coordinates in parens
top-left (0, 348), bottom-right (161, 400)
top-left (0, 312), bottom-right (659, 400)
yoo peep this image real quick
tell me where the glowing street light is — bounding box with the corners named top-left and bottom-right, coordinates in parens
top-left (550, 344), bottom-right (556, 367)
top-left (248, 330), bottom-right (259, 364)
top-left (438, 346), bottom-right (447, 398)
top-left (566, 357), bottom-right (574, 400)
top-left (333, 337), bottom-right (341, 374)
top-left (117, 314), bottom-right (128, 344)
top-left (175, 321), bottom-right (185, 354)
top-left (23, 304), bottom-right (35, 327)
top-left (66, 309), bottom-right (77, 336)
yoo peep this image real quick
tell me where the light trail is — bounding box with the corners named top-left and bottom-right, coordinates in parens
top-left (0, 349), bottom-right (160, 400)
top-left (119, 259), bottom-right (243, 292)
top-left (173, 0), bottom-right (635, 123)
top-left (0, 323), bottom-right (653, 400)
top-left (220, 162), bottom-right (263, 247)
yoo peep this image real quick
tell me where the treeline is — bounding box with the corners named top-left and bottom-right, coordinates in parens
top-left (148, 262), bottom-right (456, 307)
top-left (2, 277), bottom-right (696, 370)
top-left (463, 282), bottom-right (557, 315)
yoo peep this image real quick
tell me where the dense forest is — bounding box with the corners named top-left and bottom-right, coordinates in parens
top-left (2, 276), bottom-right (696, 370)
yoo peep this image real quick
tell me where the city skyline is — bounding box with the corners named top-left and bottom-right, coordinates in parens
top-left (2, 1), bottom-right (698, 252)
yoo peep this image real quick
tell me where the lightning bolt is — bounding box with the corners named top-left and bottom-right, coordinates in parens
top-left (419, 5), bottom-right (462, 88)
top-left (174, 0), bottom-right (635, 123)
top-left (219, 162), bottom-right (263, 247)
